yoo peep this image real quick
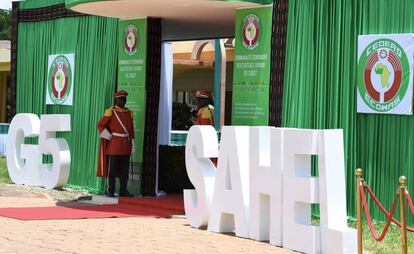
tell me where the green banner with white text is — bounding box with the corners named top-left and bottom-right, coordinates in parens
top-left (231, 6), bottom-right (272, 126)
top-left (117, 19), bottom-right (147, 162)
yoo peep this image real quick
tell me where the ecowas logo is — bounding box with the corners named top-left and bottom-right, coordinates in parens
top-left (357, 38), bottom-right (410, 112)
top-left (124, 24), bottom-right (138, 56)
top-left (47, 55), bottom-right (73, 105)
top-left (242, 14), bottom-right (260, 50)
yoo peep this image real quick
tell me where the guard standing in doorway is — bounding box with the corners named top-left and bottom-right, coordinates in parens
top-left (97, 90), bottom-right (135, 197)
top-left (195, 91), bottom-right (214, 126)
top-left (195, 91), bottom-right (217, 166)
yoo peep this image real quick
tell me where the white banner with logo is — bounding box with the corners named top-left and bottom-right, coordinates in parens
top-left (46, 54), bottom-right (75, 106)
top-left (357, 34), bottom-right (414, 115)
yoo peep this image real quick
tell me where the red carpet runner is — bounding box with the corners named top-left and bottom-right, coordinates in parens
top-left (0, 195), bottom-right (184, 221)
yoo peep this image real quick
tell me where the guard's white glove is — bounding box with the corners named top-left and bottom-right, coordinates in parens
top-left (100, 128), bottom-right (112, 140)
top-left (131, 139), bottom-right (135, 155)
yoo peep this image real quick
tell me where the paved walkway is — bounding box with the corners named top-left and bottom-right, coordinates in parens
top-left (0, 186), bottom-right (297, 254)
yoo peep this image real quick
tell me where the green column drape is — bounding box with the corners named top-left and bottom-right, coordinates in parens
top-left (20, 0), bottom-right (65, 9)
top-left (355, 0), bottom-right (414, 224)
top-left (16, 16), bottom-right (118, 193)
top-left (283, 0), bottom-right (414, 223)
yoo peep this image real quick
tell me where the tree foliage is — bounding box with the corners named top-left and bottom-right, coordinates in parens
top-left (172, 102), bottom-right (196, 130)
top-left (0, 9), bottom-right (11, 40)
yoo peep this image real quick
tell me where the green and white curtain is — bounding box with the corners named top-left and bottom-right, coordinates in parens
top-left (283, 0), bottom-right (414, 222)
top-left (17, 12), bottom-right (118, 193)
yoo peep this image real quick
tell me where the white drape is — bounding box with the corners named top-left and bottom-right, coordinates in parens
top-left (155, 42), bottom-right (173, 195)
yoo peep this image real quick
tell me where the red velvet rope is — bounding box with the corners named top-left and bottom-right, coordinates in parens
top-left (360, 185), bottom-right (398, 241)
top-left (405, 192), bottom-right (414, 217)
top-left (365, 184), bottom-right (414, 233)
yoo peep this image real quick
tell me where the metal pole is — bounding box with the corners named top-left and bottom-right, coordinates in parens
top-left (356, 168), bottom-right (363, 254)
top-left (399, 176), bottom-right (408, 254)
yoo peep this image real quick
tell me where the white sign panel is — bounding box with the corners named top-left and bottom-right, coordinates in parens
top-left (357, 34), bottom-right (414, 115)
top-left (46, 54), bottom-right (75, 106)
top-left (184, 126), bottom-right (357, 254)
top-left (6, 113), bottom-right (71, 189)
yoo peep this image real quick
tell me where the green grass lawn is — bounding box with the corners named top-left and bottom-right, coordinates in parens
top-left (0, 156), bottom-right (11, 184)
top-left (349, 219), bottom-right (414, 253)
top-left (0, 155), bottom-right (413, 252)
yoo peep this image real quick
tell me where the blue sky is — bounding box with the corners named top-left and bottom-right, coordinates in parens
top-left (0, 0), bottom-right (12, 10)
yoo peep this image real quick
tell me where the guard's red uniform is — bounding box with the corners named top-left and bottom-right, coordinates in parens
top-left (194, 93), bottom-right (216, 166)
top-left (196, 105), bottom-right (214, 126)
top-left (96, 106), bottom-right (134, 177)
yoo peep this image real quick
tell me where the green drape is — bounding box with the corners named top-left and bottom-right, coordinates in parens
top-left (355, 0), bottom-right (414, 224)
top-left (16, 16), bottom-right (118, 192)
top-left (283, 0), bottom-right (414, 223)
top-left (20, 0), bottom-right (66, 9)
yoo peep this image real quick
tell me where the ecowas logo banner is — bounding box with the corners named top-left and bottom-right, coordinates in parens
top-left (46, 54), bottom-right (75, 106)
top-left (242, 14), bottom-right (260, 50)
top-left (124, 24), bottom-right (138, 56)
top-left (357, 34), bottom-right (414, 115)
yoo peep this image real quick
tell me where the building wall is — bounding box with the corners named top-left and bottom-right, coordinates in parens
top-left (0, 72), bottom-right (8, 123)
top-left (173, 62), bottom-right (234, 97)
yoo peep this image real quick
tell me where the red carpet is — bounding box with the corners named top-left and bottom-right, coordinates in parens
top-left (0, 195), bottom-right (184, 221)
top-left (119, 194), bottom-right (184, 212)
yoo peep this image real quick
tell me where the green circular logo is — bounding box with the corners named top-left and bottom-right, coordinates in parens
top-left (47, 55), bottom-right (72, 104)
top-left (357, 38), bottom-right (410, 112)
top-left (241, 14), bottom-right (260, 50)
top-left (124, 24), bottom-right (138, 56)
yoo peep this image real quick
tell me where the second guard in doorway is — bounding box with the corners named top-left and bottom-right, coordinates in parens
top-left (195, 91), bottom-right (214, 126)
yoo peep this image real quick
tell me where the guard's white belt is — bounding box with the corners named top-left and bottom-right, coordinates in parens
top-left (112, 132), bottom-right (129, 138)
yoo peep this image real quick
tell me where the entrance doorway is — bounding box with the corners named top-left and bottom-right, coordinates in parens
top-left (171, 39), bottom-right (234, 134)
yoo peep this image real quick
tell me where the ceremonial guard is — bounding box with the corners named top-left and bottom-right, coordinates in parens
top-left (97, 90), bottom-right (135, 197)
top-left (195, 91), bottom-right (214, 126)
top-left (195, 91), bottom-right (217, 165)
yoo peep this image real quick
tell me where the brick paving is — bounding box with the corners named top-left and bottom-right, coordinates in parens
top-left (0, 188), bottom-right (297, 254)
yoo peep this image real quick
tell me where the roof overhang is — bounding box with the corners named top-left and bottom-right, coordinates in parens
top-left (66, 0), bottom-right (272, 41)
